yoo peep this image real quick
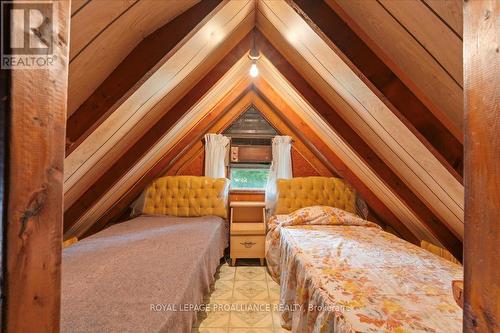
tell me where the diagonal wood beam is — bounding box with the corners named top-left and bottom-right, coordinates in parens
top-left (252, 85), bottom-right (418, 244)
top-left (82, 87), bottom-right (255, 237)
top-left (65, 0), bottom-right (222, 155)
top-left (291, 0), bottom-right (463, 179)
top-left (64, 32), bottom-right (253, 234)
top-left (258, 1), bottom-right (464, 238)
top-left (255, 30), bottom-right (462, 260)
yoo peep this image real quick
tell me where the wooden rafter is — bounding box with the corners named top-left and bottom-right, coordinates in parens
top-left (253, 85), bottom-right (418, 243)
top-left (254, 30), bottom-right (462, 259)
top-left (327, 0), bottom-right (463, 140)
top-left (66, 0), bottom-right (222, 154)
top-left (63, 33), bottom-right (254, 235)
top-left (66, 28), bottom-right (462, 258)
top-left (67, 0), bottom-right (200, 114)
top-left (83, 86), bottom-right (256, 237)
top-left (291, 0), bottom-right (463, 178)
top-left (63, 0), bottom-right (255, 208)
top-left (256, 1), bottom-right (464, 241)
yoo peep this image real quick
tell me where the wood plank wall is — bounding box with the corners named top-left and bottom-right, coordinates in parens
top-left (464, 1), bottom-right (499, 331)
top-left (168, 145), bottom-right (322, 179)
top-left (3, 1), bottom-right (70, 331)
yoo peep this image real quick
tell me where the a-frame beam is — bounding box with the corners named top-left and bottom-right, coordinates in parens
top-left (83, 87), bottom-right (255, 237)
top-left (251, 88), bottom-right (417, 243)
top-left (326, 0), bottom-right (463, 141)
top-left (464, 1), bottom-right (499, 331)
top-left (254, 30), bottom-right (462, 260)
top-left (257, 1), bottom-right (464, 241)
top-left (64, 33), bottom-right (254, 234)
top-left (65, 0), bottom-right (222, 154)
top-left (291, 0), bottom-right (463, 179)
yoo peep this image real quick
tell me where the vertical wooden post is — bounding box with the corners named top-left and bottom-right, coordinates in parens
top-left (3, 1), bottom-right (70, 332)
top-left (464, 0), bottom-right (500, 331)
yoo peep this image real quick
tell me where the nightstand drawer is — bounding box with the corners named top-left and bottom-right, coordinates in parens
top-left (230, 235), bottom-right (265, 258)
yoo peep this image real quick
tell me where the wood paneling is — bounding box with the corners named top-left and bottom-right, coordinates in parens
top-left (327, 0), bottom-right (463, 140)
top-left (68, 0), bottom-right (198, 113)
top-left (423, 0), bottom-right (463, 38)
top-left (253, 30), bottom-right (461, 258)
top-left (379, 0), bottom-right (462, 86)
top-left (291, 147), bottom-right (321, 177)
top-left (66, 0), bottom-right (220, 154)
top-left (175, 148), bottom-right (205, 176)
top-left (69, 0), bottom-right (138, 61)
top-left (168, 130), bottom-right (323, 179)
top-left (71, 0), bottom-right (89, 15)
top-left (293, 0), bottom-right (463, 177)
top-left (257, 1), bottom-right (464, 241)
top-left (464, 1), bottom-right (500, 331)
top-left (77, 87), bottom-right (338, 237)
top-left (63, 35), bottom-right (252, 217)
top-left (253, 81), bottom-right (419, 245)
top-left (4, 1), bottom-right (70, 331)
top-left (64, 61), bottom-right (253, 237)
top-left (81, 85), bottom-right (255, 238)
top-left (64, 3), bottom-right (255, 209)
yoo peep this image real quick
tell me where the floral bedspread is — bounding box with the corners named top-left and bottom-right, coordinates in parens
top-left (265, 206), bottom-right (463, 332)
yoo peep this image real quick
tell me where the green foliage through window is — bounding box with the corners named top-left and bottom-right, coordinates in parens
top-left (230, 168), bottom-right (269, 190)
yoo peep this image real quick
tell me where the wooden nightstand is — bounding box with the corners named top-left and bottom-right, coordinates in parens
top-left (230, 201), bottom-right (266, 266)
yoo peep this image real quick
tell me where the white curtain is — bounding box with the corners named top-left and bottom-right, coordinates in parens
top-left (265, 135), bottom-right (292, 213)
top-left (204, 133), bottom-right (230, 178)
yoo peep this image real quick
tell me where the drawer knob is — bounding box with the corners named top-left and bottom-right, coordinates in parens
top-left (240, 241), bottom-right (256, 248)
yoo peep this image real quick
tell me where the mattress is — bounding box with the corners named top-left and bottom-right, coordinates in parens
top-left (266, 206), bottom-right (463, 332)
top-left (61, 215), bottom-right (228, 333)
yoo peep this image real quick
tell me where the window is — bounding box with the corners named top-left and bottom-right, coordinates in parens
top-left (230, 164), bottom-right (270, 191)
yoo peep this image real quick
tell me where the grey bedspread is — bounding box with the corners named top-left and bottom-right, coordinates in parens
top-left (61, 215), bottom-right (228, 333)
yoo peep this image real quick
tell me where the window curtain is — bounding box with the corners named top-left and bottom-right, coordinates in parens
top-left (204, 133), bottom-right (230, 178)
top-left (265, 135), bottom-right (292, 214)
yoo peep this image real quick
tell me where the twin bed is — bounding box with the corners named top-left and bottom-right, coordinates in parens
top-left (62, 175), bottom-right (463, 333)
top-left (61, 176), bottom-right (230, 332)
top-left (266, 177), bottom-right (463, 332)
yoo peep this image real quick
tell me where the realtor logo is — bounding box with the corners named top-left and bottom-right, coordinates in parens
top-left (1, 1), bottom-right (56, 69)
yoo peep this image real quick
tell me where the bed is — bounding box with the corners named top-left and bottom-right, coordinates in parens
top-left (265, 177), bottom-right (463, 333)
top-left (61, 176), bottom-right (230, 333)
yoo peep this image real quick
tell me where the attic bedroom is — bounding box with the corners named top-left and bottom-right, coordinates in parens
top-left (0, 0), bottom-right (498, 332)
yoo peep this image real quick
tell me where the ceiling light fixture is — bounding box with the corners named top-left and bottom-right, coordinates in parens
top-left (248, 31), bottom-right (260, 78)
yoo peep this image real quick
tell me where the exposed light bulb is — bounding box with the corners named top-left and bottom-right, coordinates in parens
top-left (249, 62), bottom-right (259, 77)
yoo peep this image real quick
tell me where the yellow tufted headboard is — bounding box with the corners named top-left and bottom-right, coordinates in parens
top-left (142, 176), bottom-right (230, 219)
top-left (274, 177), bottom-right (357, 215)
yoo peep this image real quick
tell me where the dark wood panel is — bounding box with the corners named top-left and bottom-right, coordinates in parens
top-left (64, 32), bottom-right (253, 234)
top-left (3, 1), bottom-right (70, 331)
top-left (65, 0), bottom-right (221, 155)
top-left (255, 31), bottom-right (462, 259)
top-left (175, 148), bottom-right (205, 176)
top-left (292, 0), bottom-right (463, 179)
top-left (291, 147), bottom-right (321, 177)
top-left (464, 1), bottom-right (499, 331)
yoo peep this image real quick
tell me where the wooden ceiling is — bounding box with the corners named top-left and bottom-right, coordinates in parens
top-left (66, 0), bottom-right (464, 259)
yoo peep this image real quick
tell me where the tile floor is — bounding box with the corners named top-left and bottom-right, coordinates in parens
top-left (193, 261), bottom-right (288, 333)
